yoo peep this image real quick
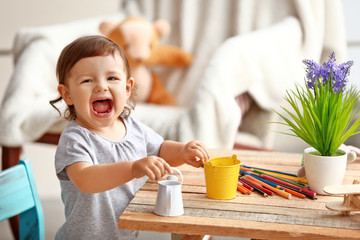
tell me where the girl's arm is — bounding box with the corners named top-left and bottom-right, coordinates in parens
top-left (159, 140), bottom-right (210, 167)
top-left (66, 156), bottom-right (171, 193)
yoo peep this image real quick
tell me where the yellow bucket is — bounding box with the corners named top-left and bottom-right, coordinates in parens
top-left (203, 155), bottom-right (241, 200)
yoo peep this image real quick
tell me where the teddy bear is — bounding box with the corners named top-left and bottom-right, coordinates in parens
top-left (99, 17), bottom-right (193, 105)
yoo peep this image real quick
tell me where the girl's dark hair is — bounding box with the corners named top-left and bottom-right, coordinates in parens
top-left (50, 35), bottom-right (135, 120)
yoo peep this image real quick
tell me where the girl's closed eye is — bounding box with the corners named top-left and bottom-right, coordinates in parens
top-left (108, 76), bottom-right (120, 81)
top-left (81, 79), bottom-right (91, 84)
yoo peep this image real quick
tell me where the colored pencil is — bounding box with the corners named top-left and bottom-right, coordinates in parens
top-left (243, 165), bottom-right (309, 186)
top-left (242, 165), bottom-right (298, 177)
top-left (238, 179), bottom-right (253, 191)
top-left (275, 182), bottom-right (316, 200)
top-left (238, 180), bottom-right (251, 192)
top-left (237, 182), bottom-right (251, 194)
top-left (240, 167), bottom-right (252, 172)
top-left (241, 171), bottom-right (285, 190)
top-left (240, 177), bottom-right (269, 197)
top-left (253, 170), bottom-right (306, 188)
top-left (256, 169), bottom-right (307, 184)
top-left (244, 175), bottom-right (292, 199)
top-left (243, 173), bottom-right (313, 199)
top-left (246, 167), bottom-right (307, 184)
top-left (275, 185), bottom-right (306, 198)
top-left (241, 177), bottom-right (274, 196)
top-left (250, 173), bottom-right (305, 198)
top-left (240, 165), bottom-right (318, 200)
top-left (245, 182), bottom-right (267, 198)
top-left (260, 174), bottom-right (316, 197)
top-left (258, 171), bottom-right (304, 189)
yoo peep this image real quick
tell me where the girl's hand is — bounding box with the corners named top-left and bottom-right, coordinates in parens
top-left (181, 140), bottom-right (210, 168)
top-left (132, 156), bottom-right (172, 181)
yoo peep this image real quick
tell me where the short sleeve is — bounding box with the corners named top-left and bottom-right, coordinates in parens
top-left (55, 125), bottom-right (94, 181)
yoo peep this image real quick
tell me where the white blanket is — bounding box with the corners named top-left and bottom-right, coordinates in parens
top-left (0, 0), bottom-right (347, 149)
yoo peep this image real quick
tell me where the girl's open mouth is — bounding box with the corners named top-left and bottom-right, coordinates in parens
top-left (91, 98), bottom-right (113, 117)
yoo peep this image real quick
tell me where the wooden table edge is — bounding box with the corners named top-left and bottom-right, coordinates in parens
top-left (119, 211), bottom-right (360, 239)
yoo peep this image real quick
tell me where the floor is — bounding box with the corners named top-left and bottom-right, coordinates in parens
top-left (0, 143), bottom-right (245, 240)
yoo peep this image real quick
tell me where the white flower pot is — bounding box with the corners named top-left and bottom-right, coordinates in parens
top-left (303, 147), bottom-right (348, 195)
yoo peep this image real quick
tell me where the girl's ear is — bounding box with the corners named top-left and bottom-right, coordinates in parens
top-left (126, 77), bottom-right (135, 98)
top-left (58, 84), bottom-right (74, 105)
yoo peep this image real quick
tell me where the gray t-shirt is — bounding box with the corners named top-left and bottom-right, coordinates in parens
top-left (55, 117), bottom-right (164, 240)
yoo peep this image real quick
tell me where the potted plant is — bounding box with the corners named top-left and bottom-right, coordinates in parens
top-left (275, 52), bottom-right (360, 194)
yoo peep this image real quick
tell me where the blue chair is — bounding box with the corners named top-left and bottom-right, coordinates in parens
top-left (0, 159), bottom-right (45, 240)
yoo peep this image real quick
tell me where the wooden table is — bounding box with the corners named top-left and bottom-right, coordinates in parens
top-left (119, 149), bottom-right (360, 239)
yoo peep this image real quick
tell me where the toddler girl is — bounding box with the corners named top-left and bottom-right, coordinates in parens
top-left (50, 35), bottom-right (209, 240)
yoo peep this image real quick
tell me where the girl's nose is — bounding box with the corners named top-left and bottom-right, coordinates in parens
top-left (94, 80), bottom-right (109, 92)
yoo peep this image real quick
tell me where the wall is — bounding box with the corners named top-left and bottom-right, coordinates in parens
top-left (344, 0), bottom-right (360, 90)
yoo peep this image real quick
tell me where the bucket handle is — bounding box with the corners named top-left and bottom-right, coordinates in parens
top-left (170, 167), bottom-right (183, 184)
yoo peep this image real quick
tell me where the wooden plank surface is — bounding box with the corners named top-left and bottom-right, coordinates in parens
top-left (119, 149), bottom-right (360, 239)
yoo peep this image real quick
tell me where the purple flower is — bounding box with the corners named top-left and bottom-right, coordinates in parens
top-left (303, 52), bottom-right (353, 93)
top-left (303, 59), bottom-right (321, 88)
